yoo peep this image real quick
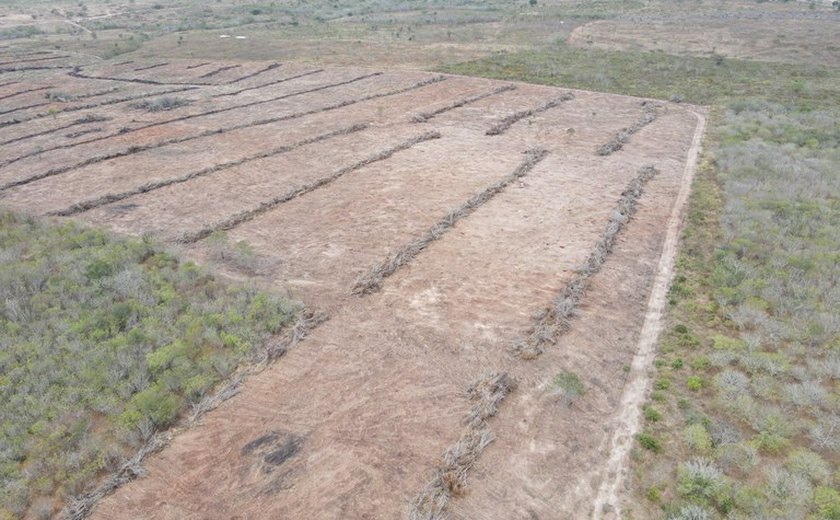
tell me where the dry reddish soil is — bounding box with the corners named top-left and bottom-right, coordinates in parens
top-left (0, 59), bottom-right (705, 519)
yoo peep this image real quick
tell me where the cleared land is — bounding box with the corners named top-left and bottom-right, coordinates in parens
top-left (0, 58), bottom-right (703, 518)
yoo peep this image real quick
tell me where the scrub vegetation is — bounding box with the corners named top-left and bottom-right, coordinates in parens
top-left (0, 212), bottom-right (297, 518)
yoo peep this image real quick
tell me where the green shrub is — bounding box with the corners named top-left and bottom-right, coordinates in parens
top-left (643, 405), bottom-right (662, 422)
top-left (812, 486), bottom-right (840, 520)
top-left (552, 370), bottom-right (586, 406)
top-left (677, 458), bottom-right (725, 500)
top-left (637, 432), bottom-right (663, 453)
top-left (655, 378), bottom-right (672, 390)
top-left (687, 376), bottom-right (704, 392)
top-left (684, 423), bottom-right (713, 454)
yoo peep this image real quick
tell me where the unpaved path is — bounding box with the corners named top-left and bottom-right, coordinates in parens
top-left (591, 109), bottom-right (706, 519)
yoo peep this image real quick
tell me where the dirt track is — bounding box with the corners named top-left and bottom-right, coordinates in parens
top-left (0, 61), bottom-right (704, 519)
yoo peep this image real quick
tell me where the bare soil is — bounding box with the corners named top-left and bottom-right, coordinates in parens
top-left (0, 60), bottom-right (704, 519)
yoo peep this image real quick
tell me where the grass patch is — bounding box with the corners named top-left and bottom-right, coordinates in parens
top-left (0, 211), bottom-right (298, 518)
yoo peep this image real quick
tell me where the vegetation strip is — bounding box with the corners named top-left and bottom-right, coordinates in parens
top-left (0, 74), bottom-right (444, 180)
top-left (0, 85), bottom-right (52, 101)
top-left (0, 86), bottom-right (196, 133)
top-left (0, 56), bottom-right (67, 66)
top-left (485, 92), bottom-right (575, 135)
top-left (68, 69), bottom-right (206, 86)
top-left (412, 84), bottom-right (516, 122)
top-left (199, 64), bottom-right (241, 79)
top-left (225, 62), bottom-right (281, 84)
top-left (408, 372), bottom-right (515, 520)
top-left (212, 69), bottom-right (324, 97)
top-left (0, 86), bottom-right (125, 117)
top-left (49, 124), bottom-right (369, 216)
top-left (352, 147), bottom-right (548, 295)
top-left (133, 62), bottom-right (169, 72)
top-left (0, 66), bottom-right (72, 74)
top-left (595, 102), bottom-right (658, 156)
top-left (178, 130), bottom-right (443, 243)
top-left (0, 114), bottom-right (110, 146)
top-left (514, 165), bottom-right (659, 360)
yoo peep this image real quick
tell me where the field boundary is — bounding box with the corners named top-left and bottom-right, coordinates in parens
top-left (591, 110), bottom-right (706, 520)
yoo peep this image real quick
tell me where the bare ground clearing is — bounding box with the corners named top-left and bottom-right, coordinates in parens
top-left (0, 61), bottom-right (703, 519)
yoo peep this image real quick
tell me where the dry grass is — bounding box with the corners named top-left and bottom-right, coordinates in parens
top-left (515, 165), bottom-right (659, 359)
top-left (408, 372), bottom-right (515, 520)
top-left (595, 101), bottom-right (658, 156)
top-left (352, 147), bottom-right (548, 295)
top-left (485, 92), bottom-right (575, 136)
top-left (178, 130), bottom-right (442, 243)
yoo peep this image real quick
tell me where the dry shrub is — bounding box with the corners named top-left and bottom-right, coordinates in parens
top-left (595, 101), bottom-right (658, 156)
